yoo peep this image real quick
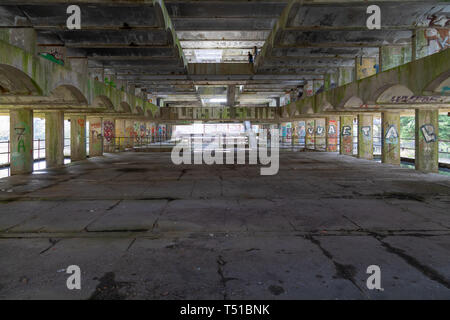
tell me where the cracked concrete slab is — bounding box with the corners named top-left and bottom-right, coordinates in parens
top-left (0, 152), bottom-right (449, 299)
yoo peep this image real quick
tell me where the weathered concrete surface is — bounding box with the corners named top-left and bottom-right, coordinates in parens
top-left (358, 114), bottom-right (373, 160)
top-left (0, 152), bottom-right (449, 299)
top-left (45, 111), bottom-right (64, 168)
top-left (415, 109), bottom-right (439, 173)
top-left (9, 109), bottom-right (33, 175)
top-left (382, 112), bottom-right (401, 165)
top-left (70, 115), bottom-right (87, 162)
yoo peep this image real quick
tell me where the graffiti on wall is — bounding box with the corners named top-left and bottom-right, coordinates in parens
top-left (420, 124), bottom-right (437, 143)
top-left (103, 120), bottom-right (115, 143)
top-left (327, 120), bottom-right (338, 152)
top-left (423, 14), bottom-right (449, 55)
top-left (390, 95), bottom-right (450, 104)
top-left (361, 126), bottom-right (371, 138)
top-left (385, 125), bottom-right (399, 144)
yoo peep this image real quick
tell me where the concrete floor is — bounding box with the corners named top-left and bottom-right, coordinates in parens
top-left (0, 151), bottom-right (449, 300)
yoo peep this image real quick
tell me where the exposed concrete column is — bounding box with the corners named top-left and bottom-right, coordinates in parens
top-left (45, 111), bottom-right (64, 168)
top-left (228, 85), bottom-right (237, 119)
top-left (10, 109), bottom-right (33, 175)
top-left (68, 57), bottom-right (88, 78)
top-left (338, 67), bottom-right (354, 86)
top-left (115, 119), bottom-right (126, 151)
top-left (380, 46), bottom-right (411, 72)
top-left (381, 112), bottom-right (401, 165)
top-left (357, 114), bottom-right (374, 160)
top-left (415, 109), bottom-right (439, 173)
top-left (326, 116), bottom-right (339, 152)
top-left (102, 118), bottom-right (115, 153)
top-left (304, 81), bottom-right (314, 97)
top-left (70, 115), bottom-right (87, 162)
top-left (305, 119), bottom-right (315, 150)
top-left (89, 117), bottom-right (103, 157)
top-left (355, 57), bottom-right (377, 80)
top-left (315, 118), bottom-right (326, 151)
top-left (340, 115), bottom-right (353, 156)
top-left (8, 21), bottom-right (37, 55)
top-left (125, 119), bottom-right (135, 148)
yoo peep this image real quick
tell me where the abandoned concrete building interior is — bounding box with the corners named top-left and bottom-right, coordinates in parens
top-left (0, 0), bottom-right (449, 301)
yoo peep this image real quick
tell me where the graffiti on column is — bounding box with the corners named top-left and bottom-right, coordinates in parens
top-left (11, 121), bottom-right (30, 167)
top-left (306, 120), bottom-right (315, 149)
top-left (361, 126), bottom-right (371, 138)
top-left (140, 124), bottom-right (146, 138)
top-left (341, 125), bottom-right (353, 154)
top-left (103, 120), bottom-right (115, 143)
top-left (384, 124), bottom-right (399, 158)
top-left (420, 124), bottom-right (437, 143)
top-left (423, 15), bottom-right (449, 55)
top-left (385, 125), bottom-right (398, 144)
top-left (15, 127), bottom-right (26, 152)
top-left (316, 126), bottom-right (325, 137)
top-left (327, 120), bottom-right (338, 152)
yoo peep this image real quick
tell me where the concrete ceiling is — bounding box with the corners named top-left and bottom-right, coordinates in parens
top-left (0, 0), bottom-right (448, 107)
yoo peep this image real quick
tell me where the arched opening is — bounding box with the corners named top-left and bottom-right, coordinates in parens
top-left (92, 95), bottom-right (114, 111)
top-left (119, 102), bottom-right (132, 113)
top-left (50, 85), bottom-right (88, 105)
top-left (0, 64), bottom-right (41, 95)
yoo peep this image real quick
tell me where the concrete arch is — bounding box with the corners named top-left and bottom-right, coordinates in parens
top-left (145, 109), bottom-right (154, 119)
top-left (135, 106), bottom-right (144, 116)
top-left (288, 104), bottom-right (297, 118)
top-left (0, 64), bottom-right (41, 95)
top-left (373, 84), bottom-right (414, 104)
top-left (424, 70), bottom-right (450, 95)
top-left (50, 85), bottom-right (88, 105)
top-left (303, 105), bottom-right (315, 114)
top-left (281, 106), bottom-right (289, 118)
top-left (317, 97), bottom-right (334, 112)
top-left (92, 95), bottom-right (114, 110)
top-left (119, 101), bottom-right (132, 113)
top-left (342, 96), bottom-right (364, 109)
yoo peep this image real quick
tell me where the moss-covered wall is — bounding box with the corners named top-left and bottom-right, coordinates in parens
top-left (0, 39), bottom-right (158, 116)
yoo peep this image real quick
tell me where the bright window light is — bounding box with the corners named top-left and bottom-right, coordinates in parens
top-left (209, 98), bottom-right (227, 103)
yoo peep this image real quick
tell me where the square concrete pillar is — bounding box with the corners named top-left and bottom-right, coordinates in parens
top-left (125, 120), bottom-right (136, 148)
top-left (315, 118), bottom-right (326, 151)
top-left (415, 109), bottom-right (439, 173)
top-left (326, 117), bottom-right (339, 152)
top-left (115, 119), bottom-right (126, 151)
top-left (305, 119), bottom-right (315, 150)
top-left (70, 115), bottom-right (87, 162)
top-left (10, 109), bottom-right (33, 175)
top-left (381, 112), bottom-right (401, 165)
top-left (89, 117), bottom-right (103, 157)
top-left (358, 114), bottom-right (374, 160)
top-left (340, 116), bottom-right (353, 156)
top-left (45, 111), bottom-right (64, 168)
top-left (102, 118), bottom-right (115, 153)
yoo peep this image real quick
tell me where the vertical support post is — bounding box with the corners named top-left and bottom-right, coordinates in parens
top-left (89, 117), bottom-right (103, 157)
top-left (415, 109), bottom-right (439, 173)
top-left (381, 112), bottom-right (400, 165)
top-left (115, 119), bottom-right (125, 151)
top-left (326, 116), bottom-right (339, 152)
top-left (340, 115), bottom-right (353, 156)
top-left (70, 115), bottom-right (86, 162)
top-left (305, 119), bottom-right (315, 150)
top-left (315, 118), bottom-right (326, 151)
top-left (102, 118), bottom-right (115, 153)
top-left (358, 114), bottom-right (374, 160)
top-left (45, 111), bottom-right (64, 168)
top-left (10, 109), bottom-right (33, 175)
